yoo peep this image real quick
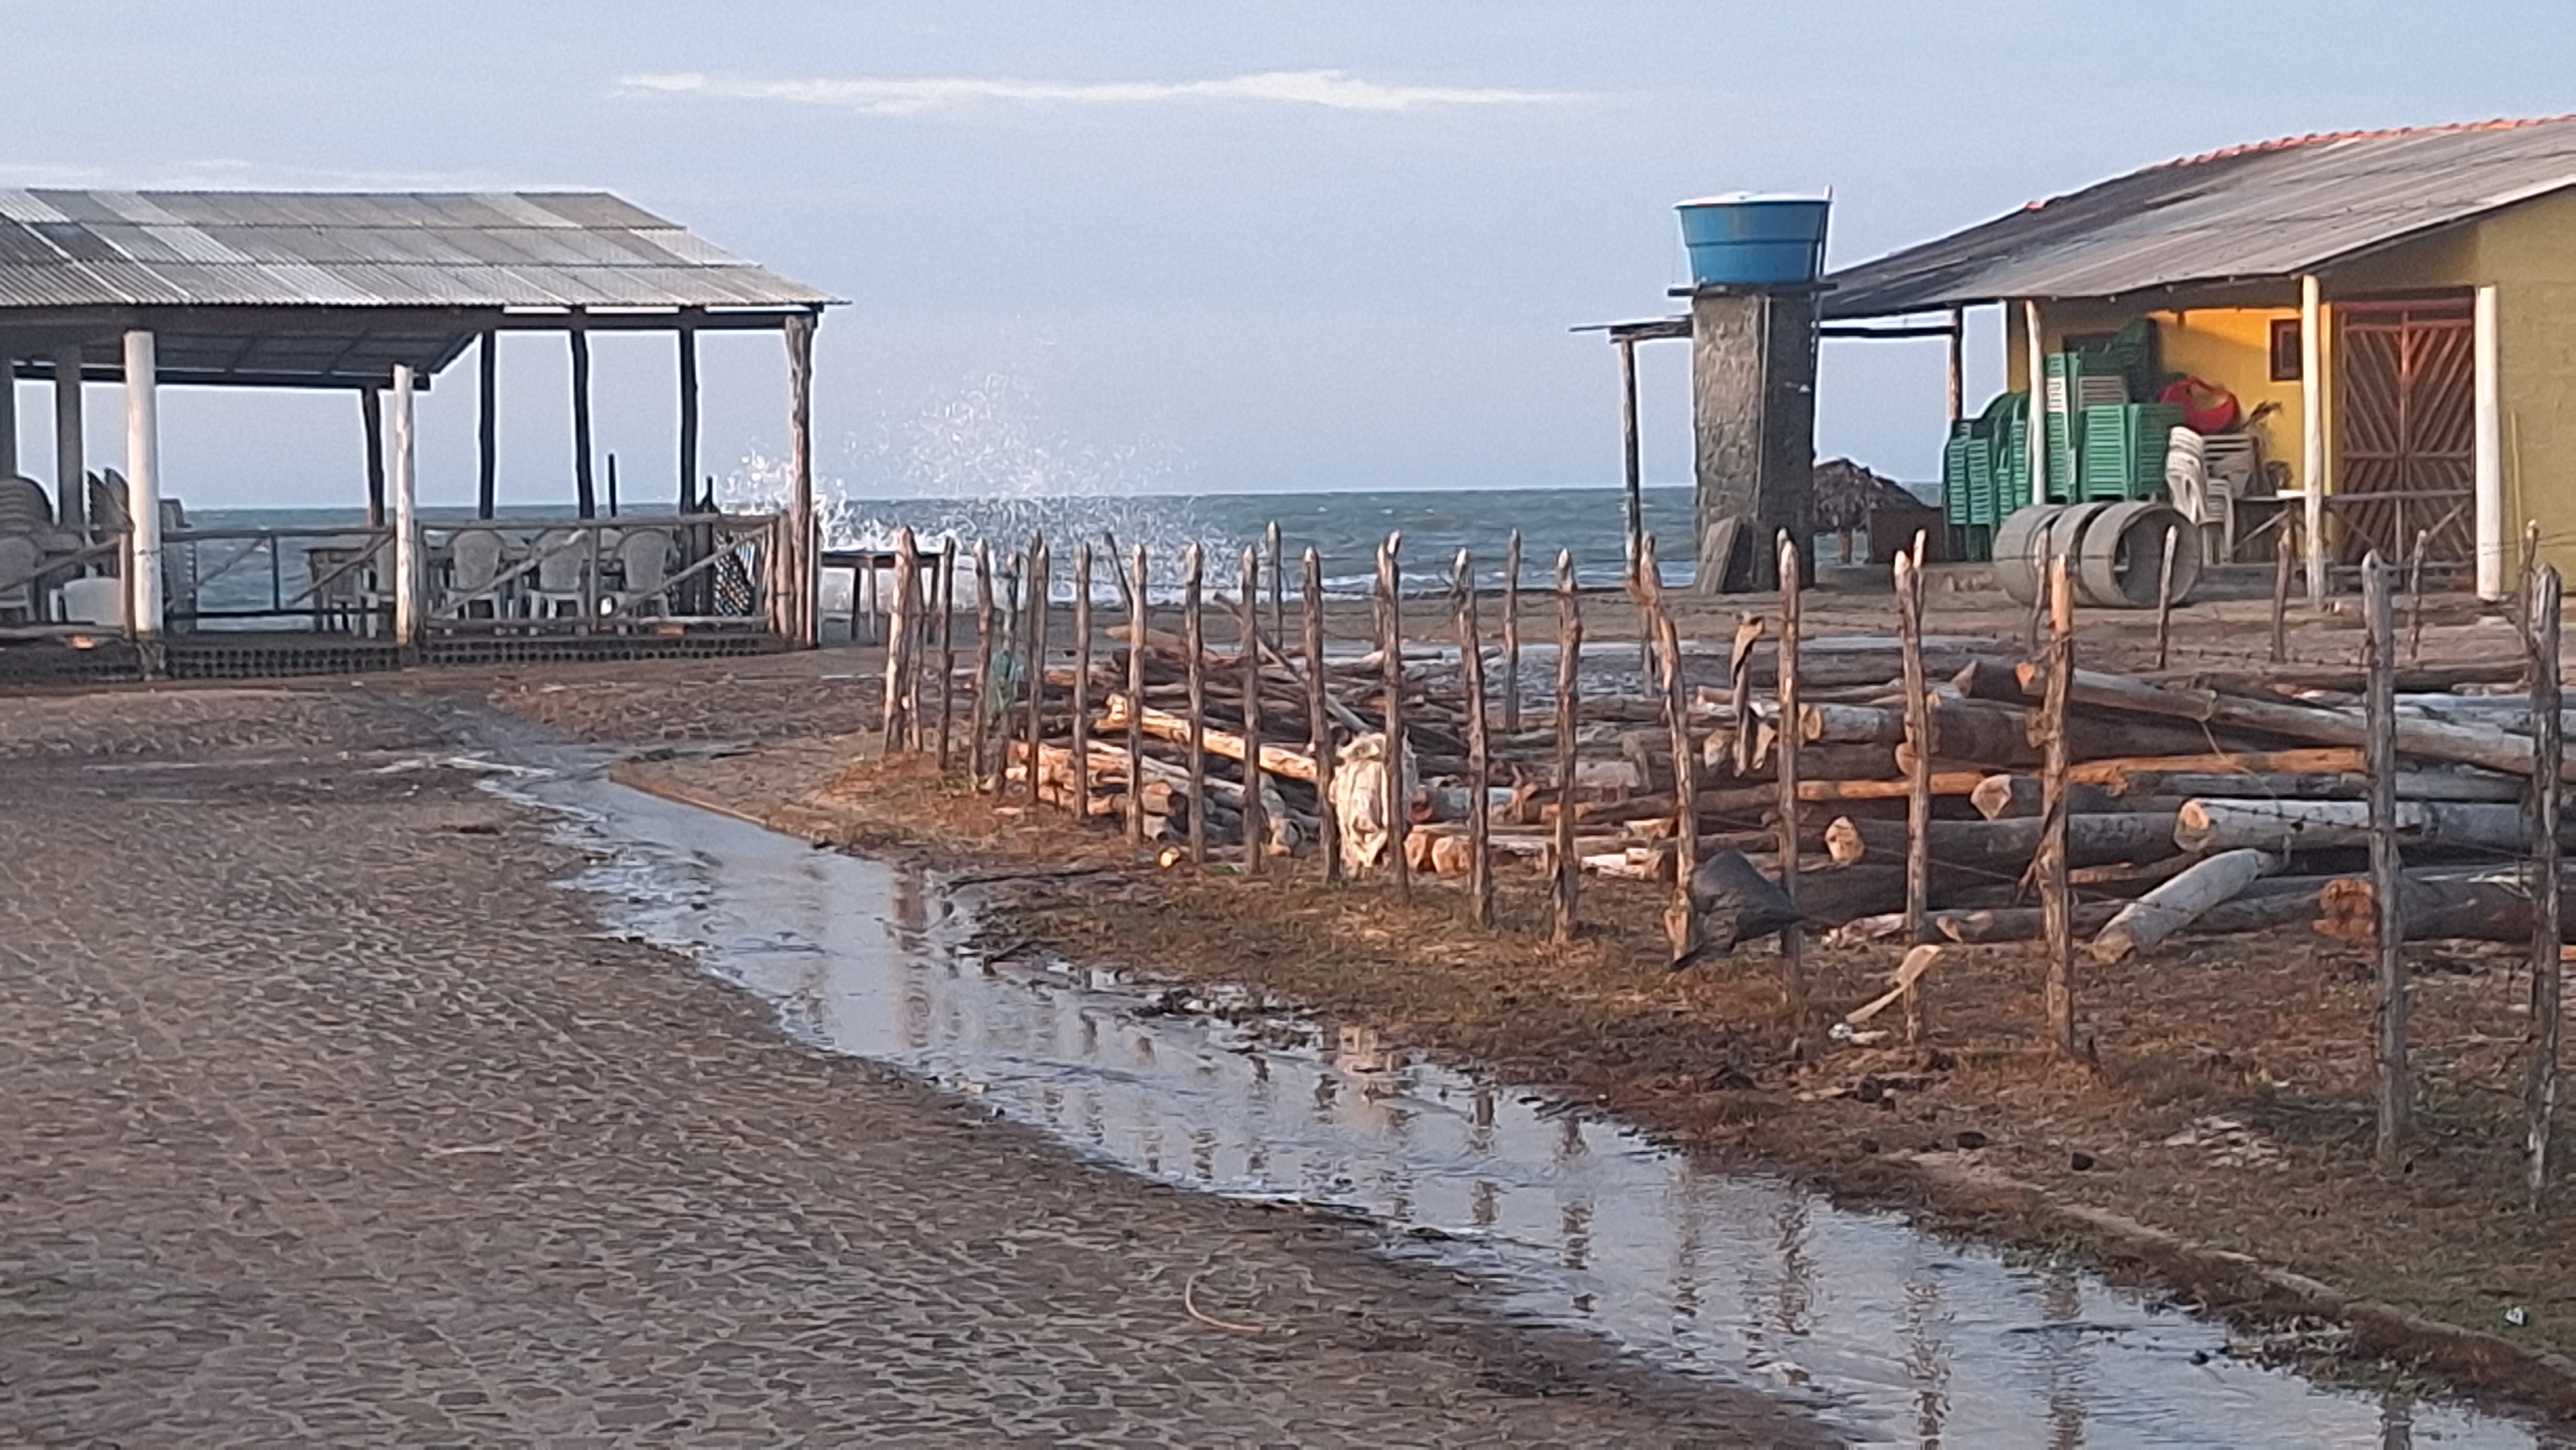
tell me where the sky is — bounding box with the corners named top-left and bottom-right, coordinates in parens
top-left (6, 1), bottom-right (2576, 510)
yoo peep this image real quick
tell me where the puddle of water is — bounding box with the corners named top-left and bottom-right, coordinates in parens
top-left (528, 771), bottom-right (2565, 1450)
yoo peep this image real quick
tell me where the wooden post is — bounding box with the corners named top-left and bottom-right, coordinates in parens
top-left (1303, 546), bottom-right (1340, 882)
top-left (881, 528), bottom-right (915, 754)
top-left (1072, 542), bottom-right (1094, 818)
top-left (972, 541), bottom-right (995, 791)
top-left (1237, 548), bottom-right (1268, 870)
top-left (1896, 548), bottom-right (1932, 947)
top-left (359, 386), bottom-right (386, 528)
top-left (1024, 536), bottom-right (1050, 808)
top-left (121, 330), bottom-right (162, 644)
top-left (1646, 537), bottom-right (1700, 954)
top-left (2406, 527), bottom-right (2430, 669)
top-left (676, 325), bottom-right (700, 514)
top-left (2039, 553), bottom-right (2077, 1059)
top-left (570, 328), bottom-right (597, 519)
top-left (2527, 563), bottom-right (2565, 1209)
top-left (2154, 524), bottom-right (2179, 671)
top-left (784, 311), bottom-right (818, 648)
top-left (2301, 273), bottom-right (2328, 609)
top-left (475, 332), bottom-right (498, 520)
top-left (1552, 549), bottom-right (1583, 944)
top-left (1946, 306), bottom-right (1965, 423)
top-left (1619, 335), bottom-right (1643, 582)
top-left (1128, 544), bottom-right (1150, 846)
top-left (1184, 543), bottom-right (1209, 864)
top-left (2272, 523), bottom-right (2295, 664)
top-left (1777, 533), bottom-right (1806, 1012)
top-left (1501, 529), bottom-right (1523, 735)
top-left (1265, 520), bottom-right (1284, 647)
top-left (1456, 549), bottom-right (1493, 925)
top-left (388, 364), bottom-right (418, 650)
top-left (936, 539), bottom-right (957, 771)
top-left (2365, 551), bottom-right (2411, 1166)
top-left (1378, 533), bottom-right (1411, 902)
top-left (52, 347), bottom-right (85, 539)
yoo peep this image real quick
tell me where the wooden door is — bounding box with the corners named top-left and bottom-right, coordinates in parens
top-left (2334, 297), bottom-right (2476, 565)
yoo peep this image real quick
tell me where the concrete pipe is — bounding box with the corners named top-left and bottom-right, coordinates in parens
top-left (2072, 500), bottom-right (2201, 609)
top-left (1993, 501), bottom-right (2114, 607)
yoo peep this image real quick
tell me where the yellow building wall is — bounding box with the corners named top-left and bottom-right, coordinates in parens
top-left (2456, 190), bottom-right (2576, 570)
top-left (2001, 296), bottom-right (2313, 493)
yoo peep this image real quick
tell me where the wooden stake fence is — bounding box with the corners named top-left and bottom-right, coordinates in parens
top-left (1552, 549), bottom-right (1582, 944)
top-left (880, 529), bottom-right (914, 755)
top-left (1071, 543), bottom-right (1092, 817)
top-left (1378, 533), bottom-right (1410, 904)
top-left (1777, 534), bottom-right (1806, 1014)
top-left (1501, 529), bottom-right (1523, 736)
top-left (1127, 544), bottom-right (1149, 846)
top-left (971, 541), bottom-right (996, 791)
top-left (936, 539), bottom-right (957, 770)
top-left (2365, 551), bottom-right (2411, 1167)
top-left (1304, 546), bottom-right (1340, 884)
top-left (1023, 537), bottom-right (1050, 808)
top-left (1184, 542), bottom-right (1208, 865)
top-left (2039, 553), bottom-right (2077, 1059)
top-left (1456, 549), bottom-right (1493, 926)
top-left (2528, 563), bottom-right (2565, 1208)
top-left (1239, 547), bottom-right (1267, 873)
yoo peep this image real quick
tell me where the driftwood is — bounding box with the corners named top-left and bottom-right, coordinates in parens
top-left (1823, 812), bottom-right (2180, 872)
top-left (1935, 889), bottom-right (2321, 945)
top-left (2100, 769), bottom-right (2525, 803)
top-left (2090, 849), bottom-right (2277, 962)
top-left (1972, 774), bottom-right (2153, 820)
top-left (1100, 694), bottom-right (1319, 782)
top-left (2068, 748), bottom-right (2366, 788)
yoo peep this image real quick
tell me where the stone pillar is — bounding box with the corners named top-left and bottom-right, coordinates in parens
top-left (1689, 287), bottom-right (1818, 592)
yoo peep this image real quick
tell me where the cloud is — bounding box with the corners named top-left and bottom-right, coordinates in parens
top-left (617, 69), bottom-right (1575, 116)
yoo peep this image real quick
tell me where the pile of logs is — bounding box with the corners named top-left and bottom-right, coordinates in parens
top-left (876, 526), bottom-right (2575, 967)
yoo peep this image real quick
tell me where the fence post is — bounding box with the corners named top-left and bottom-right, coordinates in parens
top-left (1071, 542), bottom-right (1093, 819)
top-left (2364, 551), bottom-right (2411, 1167)
top-left (971, 541), bottom-right (995, 792)
top-left (1127, 544), bottom-right (1150, 846)
top-left (1776, 534), bottom-right (1806, 1015)
top-left (2527, 563), bottom-right (2565, 1209)
top-left (2039, 552), bottom-right (2078, 1059)
top-left (2272, 525), bottom-right (2294, 665)
top-left (936, 539), bottom-right (957, 771)
top-left (1239, 546), bottom-right (1267, 873)
top-left (1646, 537), bottom-right (1699, 960)
top-left (1552, 549), bottom-right (1583, 944)
top-left (1378, 532), bottom-right (1411, 903)
top-left (1896, 549), bottom-right (1931, 944)
top-left (1456, 549), bottom-right (1493, 926)
top-left (2154, 524), bottom-right (2178, 673)
top-left (1023, 536), bottom-right (1051, 807)
top-left (1304, 546), bottom-right (1340, 883)
top-left (881, 529), bottom-right (915, 755)
top-left (1501, 528), bottom-right (1523, 736)
top-left (1184, 543), bottom-right (1208, 865)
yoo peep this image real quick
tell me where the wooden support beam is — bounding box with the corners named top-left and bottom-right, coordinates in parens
top-left (569, 328), bottom-right (596, 519)
top-left (676, 325), bottom-right (700, 515)
top-left (476, 331), bottom-right (497, 519)
top-left (359, 386), bottom-right (386, 528)
top-left (52, 345), bottom-right (84, 537)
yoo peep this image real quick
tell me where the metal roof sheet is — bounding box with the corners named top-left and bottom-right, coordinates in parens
top-left (1820, 116), bottom-right (2576, 319)
top-left (0, 188), bottom-right (835, 311)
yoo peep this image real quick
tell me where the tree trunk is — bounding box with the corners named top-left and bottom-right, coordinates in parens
top-left (2318, 870), bottom-right (2576, 944)
top-left (2173, 798), bottom-right (2545, 854)
top-left (2089, 849), bottom-right (2276, 962)
top-left (1823, 812), bottom-right (2180, 871)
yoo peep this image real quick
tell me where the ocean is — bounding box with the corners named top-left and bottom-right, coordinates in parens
top-left (179, 485), bottom-right (1710, 619)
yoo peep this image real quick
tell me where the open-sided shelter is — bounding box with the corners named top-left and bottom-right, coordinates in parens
top-left (0, 189), bottom-right (837, 670)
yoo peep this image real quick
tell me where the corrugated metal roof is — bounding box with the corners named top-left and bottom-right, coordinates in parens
top-left (0, 189), bottom-right (834, 311)
top-left (1820, 116), bottom-right (2576, 319)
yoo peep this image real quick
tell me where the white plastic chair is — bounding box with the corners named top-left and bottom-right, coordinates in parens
top-left (612, 528), bottom-right (674, 620)
top-left (527, 529), bottom-right (590, 620)
top-left (448, 529), bottom-right (509, 618)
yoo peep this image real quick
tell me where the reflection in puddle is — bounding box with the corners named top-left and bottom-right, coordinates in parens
top-left (544, 777), bottom-right (2565, 1449)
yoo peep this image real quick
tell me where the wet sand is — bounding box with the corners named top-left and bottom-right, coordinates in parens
top-left (0, 682), bottom-right (1823, 1446)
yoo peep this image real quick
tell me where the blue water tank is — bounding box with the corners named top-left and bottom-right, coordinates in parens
top-left (1676, 193), bottom-right (1831, 289)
